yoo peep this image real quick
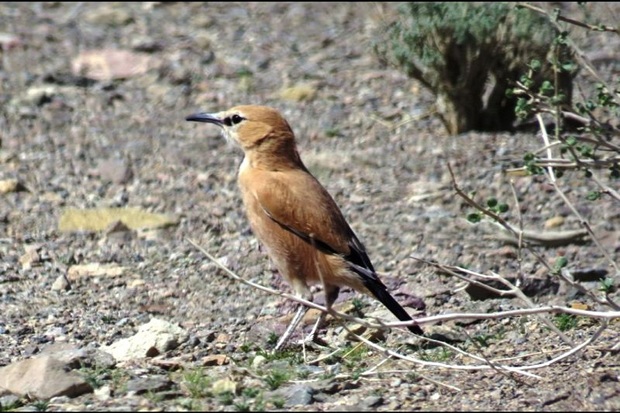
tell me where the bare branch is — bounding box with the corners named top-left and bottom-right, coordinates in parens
top-left (516, 2), bottom-right (619, 34)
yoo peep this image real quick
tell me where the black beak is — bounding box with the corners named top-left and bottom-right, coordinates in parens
top-left (185, 112), bottom-right (223, 125)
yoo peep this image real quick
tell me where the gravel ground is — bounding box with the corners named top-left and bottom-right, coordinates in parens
top-left (1, 2), bottom-right (619, 411)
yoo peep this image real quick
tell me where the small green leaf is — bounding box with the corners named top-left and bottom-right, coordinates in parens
top-left (565, 135), bottom-right (577, 146)
top-left (577, 144), bottom-right (594, 158)
top-left (539, 80), bottom-right (554, 95)
top-left (599, 278), bottom-right (616, 293)
top-left (553, 256), bottom-right (568, 272)
top-left (529, 59), bottom-right (541, 71)
top-left (486, 198), bottom-right (498, 208)
top-left (551, 94), bottom-right (566, 105)
top-left (526, 164), bottom-right (544, 175)
top-left (467, 213), bottom-right (482, 223)
top-left (586, 191), bottom-right (601, 201)
top-left (585, 100), bottom-right (597, 111)
top-left (561, 62), bottom-right (576, 72)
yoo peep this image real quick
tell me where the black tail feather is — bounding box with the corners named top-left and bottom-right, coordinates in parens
top-left (370, 285), bottom-right (424, 335)
top-left (348, 262), bottom-right (423, 335)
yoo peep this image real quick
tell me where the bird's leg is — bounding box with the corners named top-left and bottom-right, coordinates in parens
top-left (305, 236), bottom-right (337, 345)
top-left (274, 302), bottom-right (307, 352)
top-left (273, 285), bottom-right (313, 353)
top-left (308, 285), bottom-right (340, 344)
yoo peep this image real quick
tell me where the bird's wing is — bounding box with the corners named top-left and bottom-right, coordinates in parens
top-left (253, 170), bottom-right (380, 279)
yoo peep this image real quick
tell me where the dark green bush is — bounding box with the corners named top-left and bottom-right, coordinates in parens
top-left (375, 2), bottom-right (575, 135)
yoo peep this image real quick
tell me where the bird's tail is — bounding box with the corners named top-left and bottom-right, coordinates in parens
top-left (361, 281), bottom-right (422, 335)
top-left (347, 262), bottom-right (423, 335)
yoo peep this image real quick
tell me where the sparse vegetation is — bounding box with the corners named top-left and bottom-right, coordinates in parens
top-left (554, 313), bottom-right (578, 331)
top-left (181, 368), bottom-right (213, 399)
top-left (32, 401), bottom-right (49, 412)
top-left (79, 364), bottom-right (128, 392)
top-left (263, 369), bottom-right (290, 391)
top-left (419, 347), bottom-right (454, 362)
top-left (375, 2), bottom-right (575, 134)
top-left (454, 2), bottom-right (619, 318)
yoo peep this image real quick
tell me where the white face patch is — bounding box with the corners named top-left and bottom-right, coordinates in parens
top-left (222, 126), bottom-right (243, 149)
top-left (219, 111), bottom-right (245, 148)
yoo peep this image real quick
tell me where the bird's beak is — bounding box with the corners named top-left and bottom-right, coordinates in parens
top-left (185, 112), bottom-right (224, 126)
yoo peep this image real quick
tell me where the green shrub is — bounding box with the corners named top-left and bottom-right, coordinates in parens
top-left (375, 2), bottom-right (575, 135)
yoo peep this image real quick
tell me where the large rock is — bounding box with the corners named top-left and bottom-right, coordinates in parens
top-left (102, 318), bottom-right (189, 362)
top-left (0, 355), bottom-right (93, 400)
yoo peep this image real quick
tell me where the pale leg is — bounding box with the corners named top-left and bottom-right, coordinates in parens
top-left (306, 285), bottom-right (340, 343)
top-left (274, 303), bottom-right (307, 352)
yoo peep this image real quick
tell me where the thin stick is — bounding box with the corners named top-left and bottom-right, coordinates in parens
top-left (189, 238), bottom-right (617, 381)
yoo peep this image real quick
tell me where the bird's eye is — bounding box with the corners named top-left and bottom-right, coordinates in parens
top-left (222, 114), bottom-right (244, 127)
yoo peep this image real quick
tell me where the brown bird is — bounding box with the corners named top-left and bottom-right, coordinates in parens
top-left (186, 105), bottom-right (423, 349)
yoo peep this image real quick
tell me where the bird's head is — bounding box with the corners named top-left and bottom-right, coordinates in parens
top-left (186, 105), bottom-right (304, 170)
top-left (186, 105), bottom-right (296, 150)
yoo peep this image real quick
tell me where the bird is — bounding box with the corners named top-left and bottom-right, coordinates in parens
top-left (186, 105), bottom-right (423, 349)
